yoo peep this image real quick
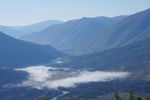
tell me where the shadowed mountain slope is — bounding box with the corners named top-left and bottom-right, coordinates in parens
top-left (0, 32), bottom-right (64, 68)
top-left (21, 16), bottom-right (126, 53)
top-left (74, 8), bottom-right (150, 55)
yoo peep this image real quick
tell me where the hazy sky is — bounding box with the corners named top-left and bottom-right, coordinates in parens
top-left (0, 0), bottom-right (150, 26)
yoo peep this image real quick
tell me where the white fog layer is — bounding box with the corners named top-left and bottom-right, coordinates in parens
top-left (15, 66), bottom-right (129, 89)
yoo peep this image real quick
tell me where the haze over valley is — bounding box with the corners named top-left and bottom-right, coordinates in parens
top-left (0, 1), bottom-right (150, 100)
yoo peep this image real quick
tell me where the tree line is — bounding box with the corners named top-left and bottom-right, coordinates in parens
top-left (114, 91), bottom-right (150, 100)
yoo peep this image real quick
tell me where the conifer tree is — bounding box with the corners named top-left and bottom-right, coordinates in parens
top-left (129, 91), bottom-right (134, 100)
top-left (136, 96), bottom-right (142, 100)
top-left (147, 96), bottom-right (150, 100)
top-left (41, 97), bottom-right (49, 100)
top-left (123, 94), bottom-right (127, 100)
top-left (114, 92), bottom-right (120, 100)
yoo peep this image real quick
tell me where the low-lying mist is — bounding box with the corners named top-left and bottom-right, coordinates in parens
top-left (15, 66), bottom-right (129, 89)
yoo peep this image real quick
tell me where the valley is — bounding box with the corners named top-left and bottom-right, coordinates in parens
top-left (0, 2), bottom-right (150, 100)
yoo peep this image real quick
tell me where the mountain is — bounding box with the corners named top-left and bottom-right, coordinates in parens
top-left (12, 20), bottom-right (63, 36)
top-left (20, 16), bottom-right (126, 53)
top-left (1, 37), bottom-right (150, 100)
top-left (0, 31), bottom-right (64, 68)
top-left (61, 37), bottom-right (150, 80)
top-left (0, 20), bottom-right (63, 38)
top-left (0, 25), bottom-right (21, 38)
top-left (73, 8), bottom-right (150, 55)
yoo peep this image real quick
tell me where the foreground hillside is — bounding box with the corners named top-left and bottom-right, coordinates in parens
top-left (0, 32), bottom-right (64, 68)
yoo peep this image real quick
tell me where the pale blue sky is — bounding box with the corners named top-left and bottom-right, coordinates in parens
top-left (0, 0), bottom-right (150, 26)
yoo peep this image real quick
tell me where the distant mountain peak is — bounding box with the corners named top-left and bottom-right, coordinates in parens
top-left (0, 20), bottom-right (63, 38)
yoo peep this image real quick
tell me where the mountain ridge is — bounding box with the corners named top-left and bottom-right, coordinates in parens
top-left (73, 8), bottom-right (150, 55)
top-left (60, 37), bottom-right (150, 80)
top-left (20, 16), bottom-right (126, 52)
top-left (0, 31), bottom-right (64, 68)
top-left (0, 20), bottom-right (63, 38)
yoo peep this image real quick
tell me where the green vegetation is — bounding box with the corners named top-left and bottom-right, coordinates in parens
top-left (41, 97), bottom-right (49, 100)
top-left (114, 91), bottom-right (150, 100)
